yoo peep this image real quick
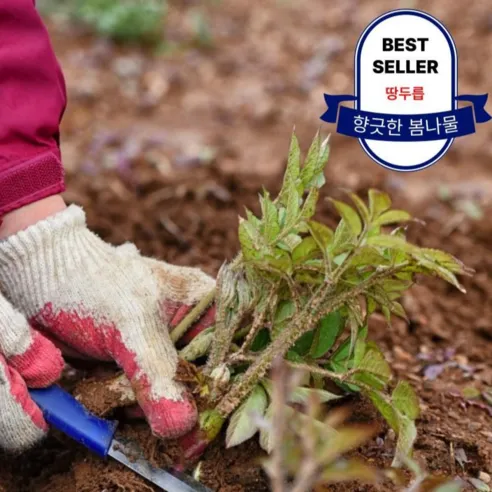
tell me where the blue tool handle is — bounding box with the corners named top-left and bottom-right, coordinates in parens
top-left (29, 385), bottom-right (118, 457)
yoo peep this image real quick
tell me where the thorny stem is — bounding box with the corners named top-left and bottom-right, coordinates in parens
top-left (227, 353), bottom-right (257, 364)
top-left (205, 266), bottom-right (229, 372)
top-left (216, 263), bottom-right (408, 417)
top-left (230, 287), bottom-right (276, 360)
top-left (170, 288), bottom-right (216, 343)
top-left (284, 274), bottom-right (301, 313)
top-left (206, 300), bottom-right (251, 374)
top-left (233, 323), bottom-right (251, 341)
top-left (216, 282), bottom-right (333, 416)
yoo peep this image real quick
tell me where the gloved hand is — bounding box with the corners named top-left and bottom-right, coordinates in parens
top-left (0, 293), bottom-right (64, 451)
top-left (0, 205), bottom-right (215, 440)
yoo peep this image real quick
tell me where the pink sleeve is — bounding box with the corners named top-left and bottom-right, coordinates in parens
top-left (0, 0), bottom-right (67, 217)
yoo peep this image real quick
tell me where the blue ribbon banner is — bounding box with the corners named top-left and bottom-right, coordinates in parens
top-left (321, 94), bottom-right (491, 142)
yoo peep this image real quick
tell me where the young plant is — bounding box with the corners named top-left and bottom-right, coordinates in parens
top-left (176, 130), bottom-right (471, 465)
top-left (101, 131), bottom-right (471, 468)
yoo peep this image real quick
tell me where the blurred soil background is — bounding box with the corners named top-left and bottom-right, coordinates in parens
top-left (1, 0), bottom-right (492, 490)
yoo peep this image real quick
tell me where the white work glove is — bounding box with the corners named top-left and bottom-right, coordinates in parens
top-left (0, 293), bottom-right (64, 451)
top-left (0, 205), bottom-right (215, 440)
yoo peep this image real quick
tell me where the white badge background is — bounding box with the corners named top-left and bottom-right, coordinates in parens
top-left (356, 11), bottom-right (456, 170)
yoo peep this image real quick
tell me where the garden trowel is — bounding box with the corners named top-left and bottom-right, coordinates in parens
top-left (29, 385), bottom-right (211, 492)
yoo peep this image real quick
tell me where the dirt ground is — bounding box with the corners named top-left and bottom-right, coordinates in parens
top-left (1, 0), bottom-right (492, 490)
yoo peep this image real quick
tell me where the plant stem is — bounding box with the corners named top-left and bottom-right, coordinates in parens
top-left (171, 288), bottom-right (216, 343)
top-left (216, 282), bottom-right (334, 416)
top-left (227, 353), bottom-right (256, 364)
top-left (216, 264), bottom-right (408, 417)
top-left (231, 287), bottom-right (275, 359)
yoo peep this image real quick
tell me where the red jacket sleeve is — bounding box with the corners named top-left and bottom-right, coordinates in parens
top-left (0, 0), bottom-right (66, 217)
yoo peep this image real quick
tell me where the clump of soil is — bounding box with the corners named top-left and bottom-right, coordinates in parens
top-left (74, 372), bottom-right (134, 416)
top-left (198, 439), bottom-right (269, 492)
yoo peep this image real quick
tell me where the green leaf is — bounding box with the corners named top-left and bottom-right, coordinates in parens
top-left (331, 219), bottom-right (355, 254)
top-left (334, 251), bottom-right (350, 266)
top-left (349, 246), bottom-right (388, 268)
top-left (352, 371), bottom-right (386, 391)
top-left (382, 305), bottom-right (392, 324)
top-left (392, 414), bottom-right (417, 467)
top-left (329, 199), bottom-right (362, 236)
top-left (392, 381), bottom-right (420, 420)
top-left (292, 330), bottom-right (315, 356)
top-left (274, 300), bottom-right (295, 324)
top-left (226, 384), bottom-right (268, 448)
top-left (251, 329), bottom-right (271, 352)
top-left (294, 271), bottom-right (324, 285)
top-left (286, 349), bottom-right (305, 363)
top-left (367, 390), bottom-right (398, 432)
top-left (238, 218), bottom-right (258, 260)
top-left (389, 301), bottom-right (407, 320)
top-left (368, 189), bottom-right (392, 219)
top-left (357, 346), bottom-right (391, 383)
top-left (301, 187), bottom-right (319, 219)
top-left (318, 135), bottom-right (330, 172)
top-left (347, 302), bottom-right (364, 360)
top-left (302, 134), bottom-right (330, 189)
top-left (374, 210), bottom-right (412, 226)
top-left (418, 248), bottom-right (471, 275)
top-left (279, 132), bottom-right (301, 205)
top-left (366, 296), bottom-right (377, 315)
top-left (300, 131), bottom-right (321, 188)
top-left (278, 207), bottom-right (286, 228)
top-left (239, 217), bottom-right (271, 260)
top-left (245, 209), bottom-right (261, 228)
top-left (283, 179), bottom-right (301, 231)
top-left (416, 257), bottom-right (466, 293)
top-left (292, 237), bottom-right (321, 263)
top-left (367, 234), bottom-right (417, 254)
top-left (349, 192), bottom-right (370, 225)
top-left (260, 251), bottom-right (293, 275)
top-left (311, 170), bottom-right (326, 189)
top-left (310, 311), bottom-right (343, 358)
top-left (331, 325), bottom-right (367, 366)
top-left (277, 233), bottom-right (302, 252)
top-left (308, 220), bottom-right (334, 252)
top-left (260, 192), bottom-right (280, 241)
top-left (353, 339), bottom-right (366, 367)
top-left (287, 132), bottom-right (301, 178)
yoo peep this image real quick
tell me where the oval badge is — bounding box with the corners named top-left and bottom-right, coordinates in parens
top-left (320, 9), bottom-right (491, 172)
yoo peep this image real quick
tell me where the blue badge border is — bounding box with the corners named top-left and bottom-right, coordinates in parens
top-left (354, 9), bottom-right (458, 172)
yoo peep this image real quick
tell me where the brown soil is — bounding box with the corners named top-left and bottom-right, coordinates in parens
top-left (1, 0), bottom-right (492, 490)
